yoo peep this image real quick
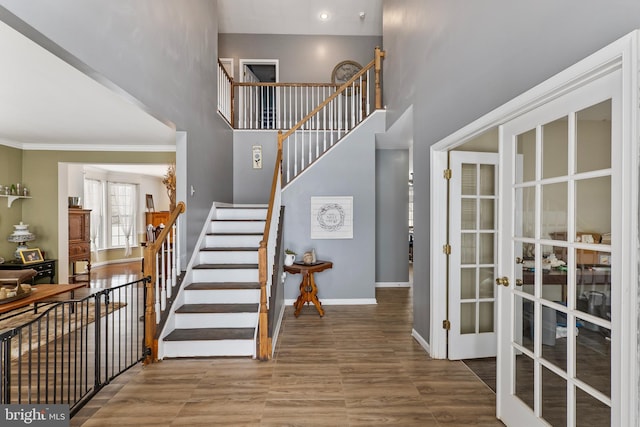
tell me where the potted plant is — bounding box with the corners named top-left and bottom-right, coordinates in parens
top-left (284, 249), bottom-right (296, 266)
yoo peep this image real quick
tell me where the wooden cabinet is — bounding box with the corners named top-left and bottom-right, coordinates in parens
top-left (145, 211), bottom-right (170, 228)
top-left (69, 208), bottom-right (91, 283)
top-left (145, 212), bottom-right (171, 242)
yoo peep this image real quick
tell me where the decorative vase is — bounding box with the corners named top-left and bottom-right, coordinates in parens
top-left (285, 253), bottom-right (295, 266)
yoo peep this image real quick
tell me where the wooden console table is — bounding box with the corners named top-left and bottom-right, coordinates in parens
top-left (284, 260), bottom-right (333, 317)
top-left (0, 283), bottom-right (87, 315)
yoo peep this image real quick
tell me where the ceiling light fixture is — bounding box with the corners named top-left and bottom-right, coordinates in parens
top-left (319, 11), bottom-right (330, 21)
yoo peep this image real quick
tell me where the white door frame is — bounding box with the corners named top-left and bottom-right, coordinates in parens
top-left (429, 30), bottom-right (638, 423)
top-left (238, 59), bottom-right (279, 128)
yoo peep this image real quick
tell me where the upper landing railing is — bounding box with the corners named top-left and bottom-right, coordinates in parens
top-left (218, 47), bottom-right (385, 133)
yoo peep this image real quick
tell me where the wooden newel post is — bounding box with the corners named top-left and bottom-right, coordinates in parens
top-left (374, 46), bottom-right (386, 110)
top-left (143, 244), bottom-right (157, 364)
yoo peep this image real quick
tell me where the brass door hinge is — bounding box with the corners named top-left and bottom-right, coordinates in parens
top-left (443, 244), bottom-right (451, 255)
top-left (443, 169), bottom-right (452, 180)
top-left (442, 319), bottom-right (451, 330)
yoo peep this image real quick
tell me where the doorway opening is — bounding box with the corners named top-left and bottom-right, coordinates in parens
top-left (238, 59), bottom-right (279, 129)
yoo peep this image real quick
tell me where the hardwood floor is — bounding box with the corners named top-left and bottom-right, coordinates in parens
top-left (70, 264), bottom-right (501, 426)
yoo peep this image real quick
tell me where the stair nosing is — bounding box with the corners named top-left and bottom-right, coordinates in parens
top-left (176, 303), bottom-right (259, 313)
top-left (212, 219), bottom-right (265, 222)
top-left (207, 232), bottom-right (263, 236)
top-left (199, 247), bottom-right (259, 252)
top-left (193, 263), bottom-right (258, 270)
top-left (164, 327), bottom-right (255, 342)
top-left (185, 282), bottom-right (260, 290)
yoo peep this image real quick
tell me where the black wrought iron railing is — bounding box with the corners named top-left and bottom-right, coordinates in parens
top-left (0, 278), bottom-right (147, 416)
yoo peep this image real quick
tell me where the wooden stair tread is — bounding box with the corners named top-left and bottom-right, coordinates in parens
top-left (207, 232), bottom-right (262, 236)
top-left (199, 247), bottom-right (258, 252)
top-left (176, 303), bottom-right (258, 313)
top-left (186, 282), bottom-right (260, 290)
top-left (164, 328), bottom-right (254, 341)
top-left (193, 263), bottom-right (258, 270)
top-left (212, 219), bottom-right (265, 222)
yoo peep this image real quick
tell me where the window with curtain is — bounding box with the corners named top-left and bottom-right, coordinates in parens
top-left (109, 182), bottom-right (137, 255)
top-left (83, 178), bottom-right (104, 252)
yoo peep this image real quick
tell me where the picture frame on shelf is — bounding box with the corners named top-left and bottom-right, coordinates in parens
top-left (19, 248), bottom-right (43, 264)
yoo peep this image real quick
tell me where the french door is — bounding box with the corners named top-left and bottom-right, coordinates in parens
top-left (497, 69), bottom-right (621, 426)
top-left (448, 151), bottom-right (499, 359)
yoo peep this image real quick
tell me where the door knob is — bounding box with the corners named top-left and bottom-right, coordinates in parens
top-left (495, 276), bottom-right (510, 287)
top-left (515, 257), bottom-right (524, 264)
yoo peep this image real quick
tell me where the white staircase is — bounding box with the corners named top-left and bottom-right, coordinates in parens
top-left (162, 205), bottom-right (267, 358)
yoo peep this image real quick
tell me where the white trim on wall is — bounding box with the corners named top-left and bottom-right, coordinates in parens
top-left (284, 298), bottom-right (377, 306)
top-left (375, 282), bottom-right (411, 288)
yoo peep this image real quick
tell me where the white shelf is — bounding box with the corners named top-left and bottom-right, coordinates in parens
top-left (0, 195), bottom-right (32, 207)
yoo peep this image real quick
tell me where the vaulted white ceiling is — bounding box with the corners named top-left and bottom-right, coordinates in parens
top-left (217, 0), bottom-right (382, 36)
top-left (0, 19), bottom-right (176, 151)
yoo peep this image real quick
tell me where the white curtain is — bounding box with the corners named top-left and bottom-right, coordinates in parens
top-left (109, 182), bottom-right (136, 256)
top-left (83, 179), bottom-right (103, 254)
top-left (119, 187), bottom-right (135, 256)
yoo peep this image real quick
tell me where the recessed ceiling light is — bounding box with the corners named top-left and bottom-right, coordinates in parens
top-left (319, 11), bottom-right (330, 21)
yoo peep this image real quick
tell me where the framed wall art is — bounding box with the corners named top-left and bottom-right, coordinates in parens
top-left (311, 196), bottom-right (353, 239)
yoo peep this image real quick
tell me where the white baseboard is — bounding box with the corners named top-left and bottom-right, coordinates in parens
top-left (91, 257), bottom-right (142, 268)
top-left (411, 328), bottom-right (432, 356)
top-left (375, 281), bottom-right (412, 288)
top-left (284, 298), bottom-right (377, 306)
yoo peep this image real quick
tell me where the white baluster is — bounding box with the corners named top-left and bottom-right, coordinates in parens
top-left (155, 254), bottom-right (161, 323)
top-left (160, 240), bottom-right (166, 311)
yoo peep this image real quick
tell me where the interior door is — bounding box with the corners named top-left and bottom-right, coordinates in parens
top-left (448, 151), bottom-right (499, 360)
top-left (497, 70), bottom-right (620, 426)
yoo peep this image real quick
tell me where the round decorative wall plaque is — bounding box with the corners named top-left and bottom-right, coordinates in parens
top-left (331, 60), bottom-right (363, 95)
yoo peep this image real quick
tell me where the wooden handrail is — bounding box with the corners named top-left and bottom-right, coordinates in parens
top-left (234, 82), bottom-right (343, 88)
top-left (217, 59), bottom-right (233, 83)
top-left (143, 201), bottom-right (186, 364)
top-left (281, 58), bottom-right (375, 140)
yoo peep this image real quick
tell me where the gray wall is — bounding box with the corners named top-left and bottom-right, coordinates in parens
top-left (219, 33), bottom-right (382, 83)
top-left (282, 112), bottom-right (385, 301)
top-left (382, 0), bottom-right (640, 350)
top-left (0, 0), bottom-right (234, 261)
top-left (375, 149), bottom-right (409, 283)
top-left (233, 130), bottom-right (279, 204)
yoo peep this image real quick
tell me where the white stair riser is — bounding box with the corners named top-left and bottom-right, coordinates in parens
top-left (163, 339), bottom-right (254, 358)
top-left (216, 208), bottom-right (267, 220)
top-left (192, 268), bottom-right (258, 282)
top-left (175, 312), bottom-right (258, 329)
top-left (198, 250), bottom-right (258, 264)
top-left (211, 221), bottom-right (265, 233)
top-left (205, 234), bottom-right (262, 248)
top-left (184, 289), bottom-right (260, 304)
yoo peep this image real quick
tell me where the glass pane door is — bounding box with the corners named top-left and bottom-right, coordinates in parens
top-left (498, 70), bottom-right (620, 426)
top-left (448, 151), bottom-right (499, 360)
